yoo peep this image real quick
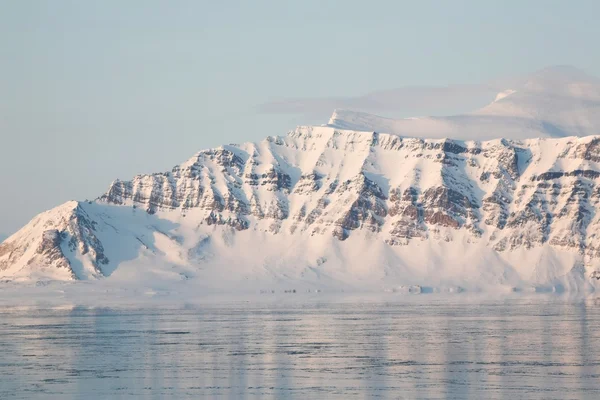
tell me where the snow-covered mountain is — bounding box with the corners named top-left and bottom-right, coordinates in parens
top-left (3, 67), bottom-right (600, 293)
top-left (2, 129), bottom-right (600, 292)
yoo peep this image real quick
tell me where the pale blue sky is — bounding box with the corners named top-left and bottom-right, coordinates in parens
top-left (1, 0), bottom-right (600, 234)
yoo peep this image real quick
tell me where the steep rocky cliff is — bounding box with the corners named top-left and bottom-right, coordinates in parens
top-left (2, 127), bottom-right (600, 291)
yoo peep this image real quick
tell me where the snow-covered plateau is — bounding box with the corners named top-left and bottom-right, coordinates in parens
top-left (3, 67), bottom-right (600, 295)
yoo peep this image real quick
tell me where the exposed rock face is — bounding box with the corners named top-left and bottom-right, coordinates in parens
top-left (32, 230), bottom-right (71, 272)
top-left (387, 187), bottom-right (427, 244)
top-left (332, 174), bottom-right (388, 240)
top-left (4, 127), bottom-right (600, 286)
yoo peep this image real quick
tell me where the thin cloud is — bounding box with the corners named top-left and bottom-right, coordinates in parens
top-left (258, 84), bottom-right (499, 119)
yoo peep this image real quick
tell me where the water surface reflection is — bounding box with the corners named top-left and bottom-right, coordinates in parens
top-left (1, 298), bottom-right (600, 399)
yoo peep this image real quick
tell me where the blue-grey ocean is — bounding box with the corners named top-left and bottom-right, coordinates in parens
top-left (1, 297), bottom-right (600, 399)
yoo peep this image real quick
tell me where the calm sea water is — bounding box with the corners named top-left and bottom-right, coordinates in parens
top-left (1, 297), bottom-right (600, 399)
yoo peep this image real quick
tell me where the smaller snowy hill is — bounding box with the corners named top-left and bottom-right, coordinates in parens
top-left (328, 66), bottom-right (600, 141)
